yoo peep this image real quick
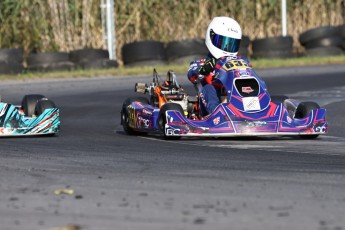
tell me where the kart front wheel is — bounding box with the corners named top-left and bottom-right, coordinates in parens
top-left (121, 97), bottom-right (149, 135)
top-left (158, 103), bottom-right (184, 140)
top-left (295, 101), bottom-right (320, 139)
top-left (35, 99), bottom-right (57, 116)
top-left (21, 94), bottom-right (45, 117)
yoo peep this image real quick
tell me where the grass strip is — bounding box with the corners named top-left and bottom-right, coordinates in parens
top-left (1, 55), bottom-right (345, 80)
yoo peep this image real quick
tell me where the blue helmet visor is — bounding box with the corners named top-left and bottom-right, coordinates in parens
top-left (210, 29), bottom-right (241, 53)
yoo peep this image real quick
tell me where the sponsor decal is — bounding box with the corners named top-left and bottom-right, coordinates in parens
top-left (138, 116), bottom-right (150, 128)
top-left (242, 86), bottom-right (254, 94)
top-left (213, 117), bottom-right (220, 125)
top-left (223, 60), bottom-right (249, 71)
top-left (315, 123), bottom-right (327, 133)
top-left (199, 92), bottom-right (207, 107)
top-left (142, 108), bottom-right (152, 116)
top-left (243, 97), bottom-right (261, 111)
top-left (287, 116), bottom-right (292, 123)
top-left (127, 105), bottom-right (136, 127)
top-left (188, 63), bottom-right (198, 71)
top-left (245, 120), bottom-right (267, 127)
top-left (236, 70), bottom-right (250, 77)
top-left (166, 128), bottom-right (181, 135)
top-left (230, 28), bottom-right (238, 33)
top-left (0, 127), bottom-right (14, 135)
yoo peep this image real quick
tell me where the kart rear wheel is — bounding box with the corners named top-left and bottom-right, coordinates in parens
top-left (295, 101), bottom-right (320, 139)
top-left (35, 99), bottom-right (57, 116)
top-left (121, 97), bottom-right (149, 135)
top-left (21, 94), bottom-right (45, 117)
top-left (158, 103), bottom-right (184, 140)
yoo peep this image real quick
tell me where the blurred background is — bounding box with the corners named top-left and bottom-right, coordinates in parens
top-left (0, 0), bottom-right (344, 71)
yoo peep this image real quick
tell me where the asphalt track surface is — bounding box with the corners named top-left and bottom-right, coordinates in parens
top-left (0, 65), bottom-right (345, 230)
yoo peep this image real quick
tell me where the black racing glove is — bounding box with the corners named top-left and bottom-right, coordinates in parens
top-left (198, 58), bottom-right (216, 76)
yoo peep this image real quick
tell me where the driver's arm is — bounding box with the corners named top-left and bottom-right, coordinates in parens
top-left (188, 59), bottom-right (206, 84)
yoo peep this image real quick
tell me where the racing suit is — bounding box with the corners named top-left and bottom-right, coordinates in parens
top-left (188, 54), bottom-right (251, 115)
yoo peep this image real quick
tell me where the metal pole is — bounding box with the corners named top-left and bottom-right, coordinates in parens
top-left (101, 0), bottom-right (106, 47)
top-left (106, 0), bottom-right (115, 60)
top-left (281, 0), bottom-right (287, 36)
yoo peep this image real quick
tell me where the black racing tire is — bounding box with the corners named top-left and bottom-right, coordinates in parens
top-left (166, 39), bottom-right (208, 62)
top-left (0, 61), bottom-right (24, 74)
top-left (339, 24), bottom-right (345, 38)
top-left (122, 40), bottom-right (166, 65)
top-left (0, 48), bottom-right (23, 64)
top-left (304, 46), bottom-right (344, 57)
top-left (158, 103), bottom-right (184, 140)
top-left (304, 36), bottom-right (343, 49)
top-left (121, 97), bottom-right (150, 135)
top-left (241, 35), bottom-right (250, 47)
top-left (21, 94), bottom-right (45, 117)
top-left (27, 61), bottom-right (75, 72)
top-left (300, 134), bottom-right (320, 139)
top-left (295, 102), bottom-right (320, 139)
top-left (238, 46), bottom-right (249, 58)
top-left (69, 48), bottom-right (109, 63)
top-left (76, 59), bottom-right (118, 69)
top-left (252, 36), bottom-right (293, 53)
top-left (270, 95), bottom-right (289, 103)
top-left (26, 52), bottom-right (69, 66)
top-left (252, 50), bottom-right (295, 59)
top-left (35, 99), bottom-right (56, 116)
top-left (299, 26), bottom-right (339, 45)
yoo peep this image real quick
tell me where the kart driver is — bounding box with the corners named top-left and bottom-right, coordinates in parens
top-left (188, 16), bottom-right (251, 115)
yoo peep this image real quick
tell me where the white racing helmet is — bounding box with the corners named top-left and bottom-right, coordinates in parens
top-left (205, 16), bottom-right (242, 58)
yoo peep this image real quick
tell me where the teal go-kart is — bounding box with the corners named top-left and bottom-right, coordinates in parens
top-left (0, 94), bottom-right (60, 136)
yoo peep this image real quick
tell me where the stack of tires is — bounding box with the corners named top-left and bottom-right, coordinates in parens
top-left (27, 49), bottom-right (118, 72)
top-left (26, 52), bottom-right (74, 72)
top-left (299, 26), bottom-right (344, 57)
top-left (252, 36), bottom-right (294, 59)
top-left (165, 39), bottom-right (208, 64)
top-left (69, 48), bottom-right (118, 69)
top-left (122, 37), bottom-right (252, 66)
top-left (0, 48), bottom-right (24, 74)
top-left (122, 40), bottom-right (167, 67)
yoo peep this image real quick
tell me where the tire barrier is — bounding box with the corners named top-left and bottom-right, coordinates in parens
top-left (238, 35), bottom-right (250, 58)
top-left (338, 24), bottom-right (345, 52)
top-left (26, 52), bottom-right (74, 72)
top-left (77, 59), bottom-right (118, 69)
top-left (0, 48), bottom-right (24, 74)
top-left (299, 26), bottom-right (339, 46)
top-left (339, 24), bottom-right (345, 38)
top-left (252, 36), bottom-right (294, 59)
top-left (123, 37), bottom-right (252, 66)
top-left (122, 40), bottom-right (167, 67)
top-left (299, 26), bottom-right (344, 57)
top-left (304, 36), bottom-right (343, 49)
top-left (69, 48), bottom-right (117, 69)
top-left (3, 27), bottom-right (345, 75)
top-left (304, 47), bottom-right (344, 57)
top-left (166, 39), bottom-right (208, 64)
